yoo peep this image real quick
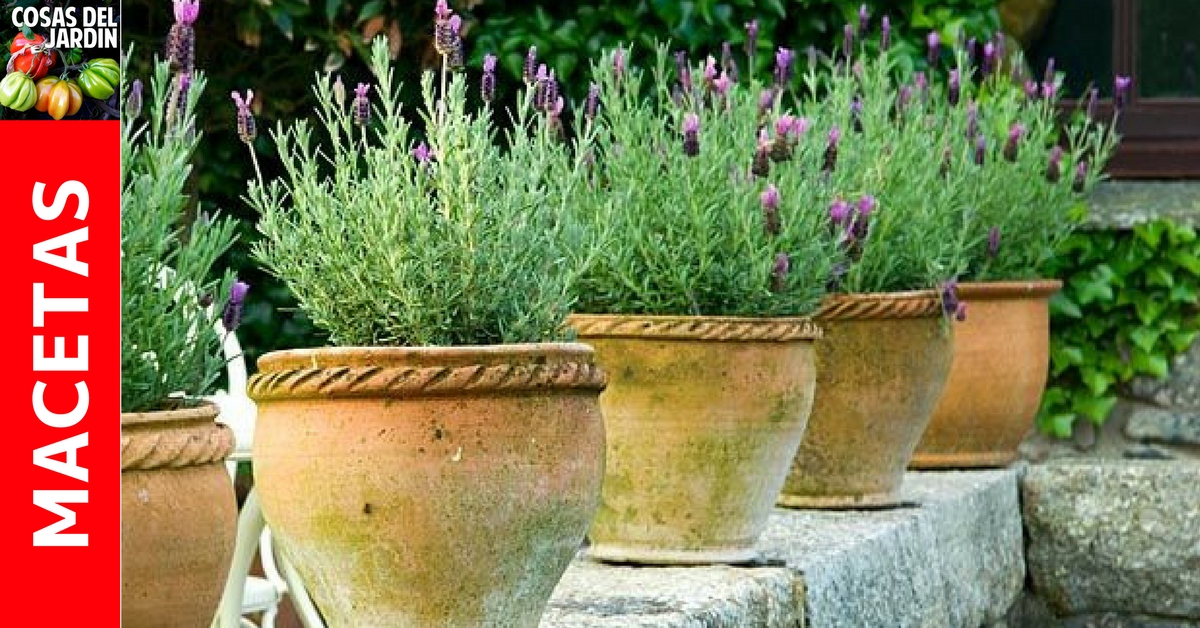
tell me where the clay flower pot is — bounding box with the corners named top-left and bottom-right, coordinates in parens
top-left (780, 291), bottom-right (952, 509)
top-left (569, 314), bottom-right (821, 565)
top-left (121, 402), bottom-right (237, 628)
top-left (247, 344), bottom-right (607, 628)
top-left (911, 280), bottom-right (1061, 468)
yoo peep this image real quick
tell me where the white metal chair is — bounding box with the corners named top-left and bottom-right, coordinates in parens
top-left (207, 320), bottom-right (325, 628)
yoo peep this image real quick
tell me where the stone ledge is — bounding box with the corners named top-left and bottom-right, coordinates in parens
top-left (1084, 181), bottom-right (1200, 230)
top-left (543, 469), bottom-right (1023, 628)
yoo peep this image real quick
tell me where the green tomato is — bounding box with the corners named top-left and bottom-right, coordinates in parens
top-left (85, 58), bottom-right (120, 86)
top-left (78, 68), bottom-right (115, 100)
top-left (0, 72), bottom-right (37, 111)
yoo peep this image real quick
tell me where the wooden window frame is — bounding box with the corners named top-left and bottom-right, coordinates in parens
top-left (1094, 0), bottom-right (1200, 178)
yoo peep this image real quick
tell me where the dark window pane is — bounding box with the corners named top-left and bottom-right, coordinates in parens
top-left (1025, 0), bottom-right (1114, 97)
top-left (1138, 0), bottom-right (1200, 98)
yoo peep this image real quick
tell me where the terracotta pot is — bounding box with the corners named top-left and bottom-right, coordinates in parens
top-left (569, 314), bottom-right (820, 564)
top-left (247, 344), bottom-right (607, 628)
top-left (780, 291), bottom-right (952, 509)
top-left (911, 280), bottom-right (1061, 469)
top-left (121, 402), bottom-right (237, 628)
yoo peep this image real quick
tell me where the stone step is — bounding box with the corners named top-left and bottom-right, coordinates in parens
top-left (542, 469), bottom-right (1023, 628)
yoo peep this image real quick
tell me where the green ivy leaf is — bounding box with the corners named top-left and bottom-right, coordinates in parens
top-left (1073, 394), bottom-right (1118, 424)
top-left (1049, 292), bottom-right (1082, 318)
top-left (1128, 326), bottom-right (1161, 353)
top-left (1135, 296), bottom-right (1167, 326)
top-left (1170, 283), bottom-right (1198, 303)
top-left (1050, 343), bottom-right (1084, 375)
top-left (1130, 348), bottom-right (1170, 379)
top-left (1169, 249), bottom-right (1200, 276)
top-left (1080, 367), bottom-right (1113, 396)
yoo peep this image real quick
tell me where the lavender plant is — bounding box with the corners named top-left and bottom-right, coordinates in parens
top-left (566, 45), bottom-right (840, 317)
top-left (121, 40), bottom-right (242, 412)
top-left (248, 20), bottom-right (590, 346)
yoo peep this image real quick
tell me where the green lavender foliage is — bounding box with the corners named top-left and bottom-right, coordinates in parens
top-left (250, 38), bottom-right (588, 346)
top-left (121, 56), bottom-right (237, 413)
top-left (926, 54), bottom-right (1118, 282)
top-left (567, 46), bottom-right (839, 317)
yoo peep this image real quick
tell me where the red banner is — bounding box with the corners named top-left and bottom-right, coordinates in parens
top-left (2, 120), bottom-right (120, 624)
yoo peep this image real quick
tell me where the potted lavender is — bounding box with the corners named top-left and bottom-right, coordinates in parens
top-left (240, 4), bottom-right (604, 625)
top-left (911, 47), bottom-right (1121, 469)
top-left (563, 44), bottom-right (839, 564)
top-left (120, 5), bottom-right (247, 622)
top-left (776, 17), bottom-right (978, 509)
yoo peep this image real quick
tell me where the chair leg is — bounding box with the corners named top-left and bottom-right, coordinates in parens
top-left (215, 490), bottom-right (268, 628)
top-left (261, 606), bottom-right (278, 628)
top-left (275, 543), bottom-right (326, 628)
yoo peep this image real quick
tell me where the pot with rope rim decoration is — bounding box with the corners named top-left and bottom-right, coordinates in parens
top-left (247, 344), bottom-right (607, 627)
top-left (569, 314), bottom-right (821, 565)
top-left (121, 401), bottom-right (237, 628)
top-left (780, 291), bottom-right (953, 509)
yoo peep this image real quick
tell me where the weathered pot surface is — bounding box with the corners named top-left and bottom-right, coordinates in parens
top-left (780, 291), bottom-right (953, 509)
top-left (570, 314), bottom-right (821, 564)
top-left (121, 401), bottom-right (237, 628)
top-left (912, 280), bottom-right (1061, 469)
top-left (248, 343), bottom-right (607, 628)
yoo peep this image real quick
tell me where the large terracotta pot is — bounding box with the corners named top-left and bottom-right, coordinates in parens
top-left (121, 402), bottom-right (237, 628)
top-left (911, 280), bottom-right (1061, 468)
top-left (780, 291), bottom-right (952, 509)
top-left (247, 344), bottom-right (607, 628)
top-left (569, 314), bottom-right (820, 564)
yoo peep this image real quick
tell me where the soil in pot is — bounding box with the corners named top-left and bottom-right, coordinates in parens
top-left (911, 280), bottom-right (1061, 469)
top-left (121, 402), bottom-right (237, 628)
top-left (570, 314), bottom-right (820, 565)
top-left (780, 292), bottom-right (953, 509)
top-left (247, 344), bottom-right (607, 628)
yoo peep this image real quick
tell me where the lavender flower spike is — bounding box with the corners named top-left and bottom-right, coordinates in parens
top-left (927, 31), bottom-right (941, 66)
top-left (434, 0), bottom-right (453, 20)
top-left (752, 128), bottom-right (772, 178)
top-left (1003, 123), bottom-right (1025, 162)
top-left (481, 54), bottom-right (497, 103)
top-left (584, 83), bottom-right (600, 121)
top-left (682, 113), bottom-right (700, 157)
top-left (858, 4), bottom-right (869, 35)
top-left (353, 82), bottom-right (371, 127)
top-left (761, 184), bottom-right (781, 236)
top-left (973, 134), bottom-right (986, 166)
top-left (829, 199), bottom-right (851, 228)
top-left (126, 79), bottom-right (144, 120)
top-left (1073, 161), bottom-right (1089, 193)
top-left (774, 47), bottom-right (795, 89)
top-left (413, 141), bottom-right (433, 164)
top-left (1114, 75), bottom-right (1132, 112)
top-left (713, 71), bottom-right (732, 97)
top-left (987, 226), bottom-right (1001, 258)
top-left (823, 126), bottom-right (840, 173)
top-left (614, 47), bottom-right (626, 81)
top-left (1086, 87), bottom-right (1099, 120)
top-left (523, 46), bottom-right (537, 85)
top-left (843, 23), bottom-right (855, 60)
top-left (222, 280), bottom-right (250, 332)
top-left (948, 69), bottom-right (960, 106)
top-left (940, 279), bottom-right (960, 320)
top-left (745, 20), bottom-right (759, 61)
top-left (675, 51), bottom-right (692, 93)
top-left (231, 89), bottom-right (256, 144)
top-left (1046, 146), bottom-right (1063, 183)
top-left (770, 253), bottom-right (790, 293)
top-left (881, 16), bottom-right (892, 52)
top-left (759, 88), bottom-right (776, 113)
top-left (982, 41), bottom-right (996, 75)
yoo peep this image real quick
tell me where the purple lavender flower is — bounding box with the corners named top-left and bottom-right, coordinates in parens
top-left (854, 195), bottom-right (876, 240)
top-left (966, 101), bottom-right (978, 139)
top-left (770, 115), bottom-right (796, 161)
top-left (533, 65), bottom-right (551, 110)
top-left (1040, 80), bottom-right (1056, 100)
top-left (858, 4), bottom-right (870, 34)
top-left (1086, 87), bottom-right (1098, 120)
top-left (940, 145), bottom-right (953, 178)
top-left (791, 117), bottom-right (810, 136)
top-left (481, 54), bottom-right (497, 103)
top-left (896, 85), bottom-right (912, 116)
top-left (1024, 80), bottom-right (1039, 101)
top-left (230, 89), bottom-right (256, 144)
top-left (585, 82), bottom-right (600, 121)
top-left (222, 280), bottom-right (250, 332)
top-left (843, 23), bottom-right (855, 59)
top-left (703, 55), bottom-right (718, 87)
top-left (1114, 75), bottom-right (1132, 112)
top-left (974, 135), bottom-right (986, 166)
top-left (745, 20), bottom-right (759, 61)
top-left (434, 0), bottom-right (452, 20)
top-left (761, 184), bottom-right (781, 236)
top-left (955, 302), bottom-right (968, 322)
top-left (915, 72), bottom-right (928, 101)
top-left (127, 79), bottom-right (144, 120)
top-left (752, 128), bottom-right (772, 178)
top-left (1046, 146), bottom-right (1063, 183)
top-left (759, 88), bottom-right (776, 114)
top-left (829, 199), bottom-right (852, 228)
top-left (774, 47), bottom-right (795, 89)
top-left (433, 0), bottom-right (459, 58)
top-left (880, 16), bottom-right (891, 52)
top-left (1003, 123), bottom-right (1025, 162)
top-left (987, 226), bottom-right (1001, 258)
top-left (1043, 57), bottom-right (1056, 87)
top-left (851, 96), bottom-right (864, 133)
top-left (940, 279), bottom-right (960, 320)
top-left (175, 0), bottom-right (200, 25)
top-left (413, 141), bottom-right (433, 164)
top-left (823, 127), bottom-right (840, 173)
top-left (166, 72), bottom-right (192, 127)
top-left (967, 37), bottom-right (977, 66)
top-left (948, 69), bottom-right (961, 106)
top-left (775, 115), bottom-right (796, 138)
top-left (1073, 161), bottom-right (1089, 193)
top-left (982, 41), bottom-right (996, 76)
top-left (721, 41), bottom-right (739, 82)
top-left (614, 47), bottom-right (626, 81)
top-left (682, 113), bottom-right (700, 157)
top-left (353, 82), bottom-right (371, 126)
top-left (523, 46), bottom-right (537, 85)
top-left (993, 33), bottom-right (1006, 67)
top-left (927, 31), bottom-right (941, 66)
top-left (676, 51), bottom-right (692, 94)
top-left (713, 71), bottom-right (733, 97)
top-left (771, 253), bottom-right (790, 293)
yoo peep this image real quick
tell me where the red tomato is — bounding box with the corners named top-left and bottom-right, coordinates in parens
top-left (9, 33), bottom-right (58, 80)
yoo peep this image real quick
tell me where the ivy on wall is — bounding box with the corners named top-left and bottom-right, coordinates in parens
top-left (1038, 219), bottom-right (1200, 437)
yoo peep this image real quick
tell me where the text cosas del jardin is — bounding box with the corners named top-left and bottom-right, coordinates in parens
top-left (10, 7), bottom-right (118, 49)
